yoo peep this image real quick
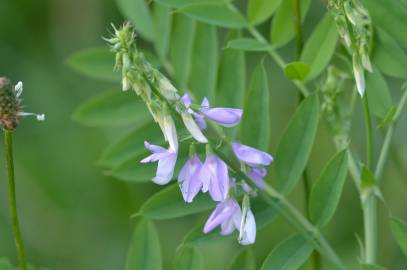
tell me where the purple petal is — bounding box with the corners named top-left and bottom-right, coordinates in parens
top-left (247, 167), bottom-right (266, 189)
top-left (232, 142), bottom-right (273, 166)
top-left (181, 113), bottom-right (208, 143)
top-left (205, 155), bottom-right (230, 202)
top-left (238, 209), bottom-right (256, 245)
top-left (193, 112), bottom-right (207, 130)
top-left (203, 108), bottom-right (242, 127)
top-left (180, 93), bottom-right (193, 108)
top-left (178, 155), bottom-right (203, 203)
top-left (144, 141), bottom-right (167, 153)
top-left (201, 97), bottom-right (210, 110)
top-left (152, 152), bottom-right (177, 185)
top-left (203, 199), bottom-right (239, 234)
top-left (220, 206), bottom-right (242, 235)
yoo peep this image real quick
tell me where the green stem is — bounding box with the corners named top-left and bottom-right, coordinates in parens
top-left (361, 94), bottom-right (376, 264)
top-left (293, 0), bottom-right (304, 58)
top-left (4, 130), bottom-right (27, 270)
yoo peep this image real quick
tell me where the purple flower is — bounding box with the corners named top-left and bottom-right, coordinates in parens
top-left (201, 98), bottom-right (243, 127)
top-left (141, 141), bottom-right (177, 185)
top-left (178, 155), bottom-right (203, 203)
top-left (201, 154), bottom-right (230, 202)
top-left (247, 167), bottom-right (267, 189)
top-left (203, 198), bottom-right (241, 235)
top-left (179, 94), bottom-right (208, 143)
top-left (238, 208), bottom-right (256, 245)
top-left (231, 142), bottom-right (273, 167)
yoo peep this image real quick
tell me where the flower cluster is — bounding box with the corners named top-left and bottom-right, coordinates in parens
top-left (107, 23), bottom-right (273, 245)
top-left (328, 0), bottom-right (372, 96)
top-left (0, 77), bottom-right (44, 130)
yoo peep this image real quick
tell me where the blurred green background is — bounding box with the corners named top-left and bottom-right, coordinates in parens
top-left (0, 0), bottom-right (406, 269)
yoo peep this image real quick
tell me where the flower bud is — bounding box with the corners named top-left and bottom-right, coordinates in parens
top-left (0, 77), bottom-right (21, 130)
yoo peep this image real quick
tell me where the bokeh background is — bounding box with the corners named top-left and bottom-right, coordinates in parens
top-left (0, 0), bottom-right (406, 269)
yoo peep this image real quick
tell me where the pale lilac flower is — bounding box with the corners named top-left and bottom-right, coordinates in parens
top-left (201, 98), bottom-right (243, 127)
top-left (156, 113), bottom-right (178, 152)
top-left (247, 167), bottom-right (267, 189)
top-left (179, 94), bottom-right (208, 143)
top-left (203, 198), bottom-right (241, 235)
top-left (201, 154), bottom-right (230, 202)
top-left (238, 208), bottom-right (256, 245)
top-left (231, 142), bottom-right (273, 167)
top-left (178, 155), bottom-right (203, 203)
top-left (141, 141), bottom-right (177, 185)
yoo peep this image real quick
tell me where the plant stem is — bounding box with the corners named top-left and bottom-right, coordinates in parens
top-left (361, 94), bottom-right (376, 264)
top-left (4, 130), bottom-right (27, 270)
top-left (293, 0), bottom-right (304, 58)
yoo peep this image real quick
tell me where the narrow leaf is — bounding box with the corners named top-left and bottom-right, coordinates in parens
top-left (274, 94), bottom-right (320, 194)
top-left (247, 0), bottom-right (283, 25)
top-left (390, 217), bottom-right (407, 257)
top-left (125, 218), bottom-right (162, 270)
top-left (270, 0), bottom-right (311, 48)
top-left (155, 0), bottom-right (220, 8)
top-left (170, 14), bottom-right (196, 88)
top-left (189, 23), bottom-right (219, 101)
top-left (373, 29), bottom-right (407, 79)
top-left (309, 150), bottom-right (348, 227)
top-left (174, 247), bottom-right (204, 270)
top-left (116, 0), bottom-right (155, 41)
top-left (226, 38), bottom-right (272, 51)
top-left (66, 47), bottom-right (119, 82)
top-left (284, 62), bottom-right (310, 81)
top-left (260, 234), bottom-right (313, 270)
top-left (179, 3), bottom-right (248, 28)
top-left (361, 264), bottom-right (387, 270)
top-left (300, 14), bottom-right (338, 81)
top-left (366, 66), bottom-right (393, 118)
top-left (153, 3), bottom-right (173, 58)
top-left (228, 248), bottom-right (256, 270)
top-left (72, 90), bottom-right (151, 127)
top-left (137, 184), bottom-right (215, 220)
top-left (378, 105), bottom-right (397, 129)
top-left (239, 62), bottom-right (270, 150)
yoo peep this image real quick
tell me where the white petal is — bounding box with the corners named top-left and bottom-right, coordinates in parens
top-left (181, 113), bottom-right (208, 143)
top-left (238, 209), bottom-right (256, 245)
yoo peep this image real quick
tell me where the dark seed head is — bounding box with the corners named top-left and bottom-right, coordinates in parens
top-left (0, 77), bottom-right (22, 130)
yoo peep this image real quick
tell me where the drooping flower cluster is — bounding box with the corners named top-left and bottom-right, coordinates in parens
top-left (0, 77), bottom-right (45, 130)
top-left (328, 0), bottom-right (372, 96)
top-left (107, 23), bottom-right (273, 245)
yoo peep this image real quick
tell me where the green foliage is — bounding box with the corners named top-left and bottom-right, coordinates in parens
top-left (136, 184), bottom-right (215, 220)
top-left (226, 38), bottom-right (272, 51)
top-left (366, 66), bottom-right (393, 118)
top-left (116, 0), bottom-right (155, 41)
top-left (72, 90), bottom-right (152, 127)
top-left (247, 0), bottom-right (283, 25)
top-left (125, 218), bottom-right (162, 270)
top-left (274, 94), bottom-right (320, 194)
top-left (270, 0), bottom-right (311, 48)
top-left (260, 234), bottom-right (313, 270)
top-left (153, 3), bottom-right (173, 58)
top-left (178, 3), bottom-right (248, 28)
top-left (309, 150), bottom-right (348, 227)
top-left (300, 14), bottom-right (338, 81)
top-left (283, 62), bottom-right (310, 81)
top-left (174, 247), bottom-right (204, 270)
top-left (228, 248), bottom-right (256, 270)
top-left (66, 47), bottom-right (120, 82)
top-left (390, 217), bottom-right (407, 257)
top-left (360, 264), bottom-right (387, 270)
top-left (239, 62), bottom-right (270, 150)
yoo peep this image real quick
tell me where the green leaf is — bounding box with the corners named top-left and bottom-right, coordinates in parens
top-left (155, 0), bottom-right (220, 8)
top-left (260, 234), bottom-right (313, 270)
top-left (300, 14), bottom-right (338, 81)
top-left (179, 3), bottom-right (248, 28)
top-left (309, 150), bottom-right (348, 227)
top-left (170, 14), bottom-right (196, 88)
top-left (98, 122), bottom-right (162, 167)
top-left (216, 31), bottom-right (246, 109)
top-left (247, 0), bottom-right (283, 25)
top-left (270, 0), bottom-right (311, 48)
top-left (125, 218), bottom-right (162, 270)
top-left (153, 3), bottom-right (173, 58)
top-left (189, 23), bottom-right (219, 101)
top-left (283, 62), bottom-right (310, 81)
top-left (360, 264), bottom-right (387, 270)
top-left (66, 47), bottom-right (119, 82)
top-left (174, 247), bottom-right (204, 270)
top-left (361, 0), bottom-right (407, 47)
top-left (390, 217), bottom-right (407, 257)
top-left (274, 94), bottom-right (320, 194)
top-left (136, 184), bottom-right (215, 220)
top-left (228, 248), bottom-right (256, 270)
top-left (239, 62), bottom-right (270, 150)
top-left (378, 105), bottom-right (397, 129)
top-left (366, 66), bottom-right (393, 118)
top-left (0, 258), bottom-right (51, 270)
top-left (373, 29), bottom-right (407, 79)
top-left (116, 0), bottom-right (155, 41)
top-left (72, 90), bottom-right (151, 127)
top-left (226, 38), bottom-right (272, 51)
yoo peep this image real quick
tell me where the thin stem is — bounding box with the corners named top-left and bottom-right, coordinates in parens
top-left (293, 0), bottom-right (304, 57)
top-left (361, 94), bottom-right (376, 264)
top-left (4, 130), bottom-right (27, 270)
